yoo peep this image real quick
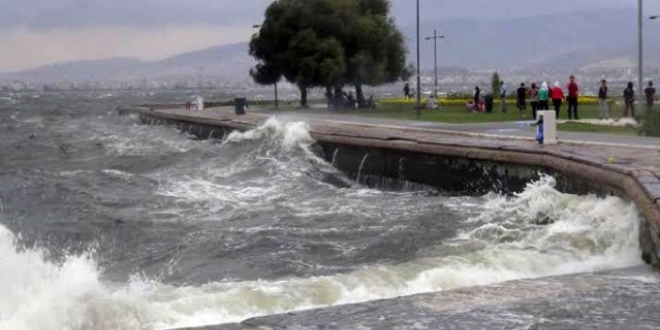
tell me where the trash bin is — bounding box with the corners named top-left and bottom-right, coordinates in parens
top-left (234, 98), bottom-right (246, 115)
top-left (484, 94), bottom-right (494, 113)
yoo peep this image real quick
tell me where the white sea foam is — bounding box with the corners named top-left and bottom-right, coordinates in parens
top-left (0, 175), bottom-right (645, 330)
top-left (224, 118), bottom-right (314, 151)
top-left (153, 118), bottom-right (332, 213)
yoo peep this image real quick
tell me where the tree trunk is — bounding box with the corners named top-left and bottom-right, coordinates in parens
top-left (299, 85), bottom-right (308, 108)
top-left (355, 84), bottom-right (366, 108)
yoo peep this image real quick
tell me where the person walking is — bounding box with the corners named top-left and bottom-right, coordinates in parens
top-left (550, 82), bottom-right (565, 119)
top-left (500, 81), bottom-right (508, 113)
top-left (516, 83), bottom-right (527, 118)
top-left (538, 82), bottom-right (550, 110)
top-left (566, 75), bottom-right (579, 120)
top-left (530, 82), bottom-right (539, 119)
top-left (598, 79), bottom-right (610, 120)
top-left (623, 82), bottom-right (635, 118)
top-left (403, 83), bottom-right (411, 99)
top-left (474, 86), bottom-right (481, 110)
top-left (644, 81), bottom-right (656, 112)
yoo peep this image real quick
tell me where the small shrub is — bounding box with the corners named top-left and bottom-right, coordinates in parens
top-left (639, 108), bottom-right (660, 137)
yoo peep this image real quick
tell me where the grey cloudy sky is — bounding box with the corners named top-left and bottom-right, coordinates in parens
top-left (0, 0), bottom-right (657, 72)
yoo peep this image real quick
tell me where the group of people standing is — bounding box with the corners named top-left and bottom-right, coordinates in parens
top-left (512, 75), bottom-right (581, 120)
top-left (512, 76), bottom-right (657, 120)
top-left (622, 81), bottom-right (656, 119)
top-left (594, 79), bottom-right (656, 120)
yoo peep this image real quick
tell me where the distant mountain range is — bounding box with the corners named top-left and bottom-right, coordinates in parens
top-left (2, 8), bottom-right (659, 85)
top-left (0, 42), bottom-right (254, 84)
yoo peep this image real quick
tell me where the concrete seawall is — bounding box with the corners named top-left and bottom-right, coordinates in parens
top-left (118, 105), bottom-right (660, 326)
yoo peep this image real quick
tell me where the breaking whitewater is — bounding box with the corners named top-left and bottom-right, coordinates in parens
top-left (0, 92), bottom-right (648, 330)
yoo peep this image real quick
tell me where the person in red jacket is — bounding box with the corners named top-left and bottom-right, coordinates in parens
top-left (566, 75), bottom-right (579, 120)
top-left (550, 82), bottom-right (565, 119)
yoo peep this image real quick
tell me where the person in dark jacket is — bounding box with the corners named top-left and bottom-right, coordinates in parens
top-left (474, 86), bottom-right (481, 106)
top-left (566, 75), bottom-right (579, 120)
top-left (623, 82), bottom-right (635, 118)
top-left (529, 82), bottom-right (539, 119)
top-left (645, 81), bottom-right (656, 110)
top-left (516, 83), bottom-right (527, 118)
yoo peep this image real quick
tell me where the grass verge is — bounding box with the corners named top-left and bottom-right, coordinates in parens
top-left (557, 122), bottom-right (637, 135)
top-left (353, 104), bottom-right (605, 124)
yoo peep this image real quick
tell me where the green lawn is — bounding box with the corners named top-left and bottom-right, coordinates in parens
top-left (354, 104), bottom-right (639, 135)
top-left (354, 104), bottom-right (605, 124)
top-left (256, 102), bottom-right (640, 135)
top-left (558, 122), bottom-right (638, 135)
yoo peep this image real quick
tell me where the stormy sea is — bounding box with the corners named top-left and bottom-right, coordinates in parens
top-left (0, 91), bottom-right (655, 330)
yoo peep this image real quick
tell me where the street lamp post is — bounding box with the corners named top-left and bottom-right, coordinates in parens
top-left (252, 24), bottom-right (279, 110)
top-left (425, 30), bottom-right (445, 99)
top-left (415, 0), bottom-right (421, 119)
top-left (638, 0), bottom-right (644, 118)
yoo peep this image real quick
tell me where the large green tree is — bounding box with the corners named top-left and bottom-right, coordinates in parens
top-left (491, 72), bottom-right (501, 98)
top-left (249, 0), bottom-right (408, 108)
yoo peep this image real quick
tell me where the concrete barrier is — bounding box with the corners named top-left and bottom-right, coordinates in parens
top-left (537, 110), bottom-right (557, 144)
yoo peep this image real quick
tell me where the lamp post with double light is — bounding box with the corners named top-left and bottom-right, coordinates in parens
top-left (425, 30), bottom-right (445, 99)
top-left (638, 0), bottom-right (644, 117)
top-left (415, 0), bottom-right (422, 118)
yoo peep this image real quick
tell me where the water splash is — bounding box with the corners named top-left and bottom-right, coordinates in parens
top-left (0, 177), bottom-right (644, 329)
top-left (331, 149), bottom-right (339, 167)
top-left (398, 157), bottom-right (407, 180)
top-left (356, 153), bottom-right (370, 184)
top-left (224, 118), bottom-right (313, 150)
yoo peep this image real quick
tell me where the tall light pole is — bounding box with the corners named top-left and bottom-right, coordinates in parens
top-left (252, 24), bottom-right (279, 110)
top-left (638, 0), bottom-right (644, 118)
top-left (415, 0), bottom-right (421, 119)
top-left (425, 30), bottom-right (445, 99)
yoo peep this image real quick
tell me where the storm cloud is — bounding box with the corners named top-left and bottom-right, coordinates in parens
top-left (0, 0), bottom-right (273, 29)
top-left (0, 0), bottom-right (657, 72)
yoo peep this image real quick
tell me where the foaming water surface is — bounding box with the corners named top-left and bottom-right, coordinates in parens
top-left (0, 92), bottom-right (649, 329)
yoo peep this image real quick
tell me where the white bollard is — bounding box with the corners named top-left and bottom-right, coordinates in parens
top-left (537, 111), bottom-right (557, 145)
top-left (197, 96), bottom-right (204, 111)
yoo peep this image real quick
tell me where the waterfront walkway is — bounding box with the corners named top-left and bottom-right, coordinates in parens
top-left (158, 106), bottom-right (660, 167)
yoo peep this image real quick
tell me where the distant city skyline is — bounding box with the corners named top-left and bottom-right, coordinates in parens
top-left (0, 0), bottom-right (658, 73)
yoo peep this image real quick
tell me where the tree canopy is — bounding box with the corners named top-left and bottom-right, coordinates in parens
top-left (249, 0), bottom-right (409, 108)
top-left (491, 72), bottom-right (501, 98)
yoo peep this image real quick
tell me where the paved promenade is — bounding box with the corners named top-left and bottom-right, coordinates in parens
top-left (158, 106), bottom-right (660, 168)
top-left (248, 108), bottom-right (660, 148)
